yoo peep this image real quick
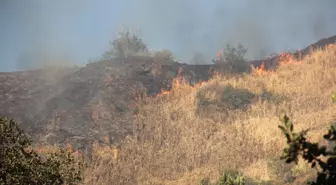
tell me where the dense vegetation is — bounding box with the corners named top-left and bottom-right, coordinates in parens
top-left (0, 117), bottom-right (85, 185)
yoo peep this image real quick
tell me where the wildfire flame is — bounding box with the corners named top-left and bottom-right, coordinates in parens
top-left (155, 67), bottom-right (212, 98)
top-left (278, 51), bottom-right (303, 66)
top-left (159, 48), bottom-right (307, 95)
top-left (140, 48), bottom-right (308, 98)
top-left (251, 49), bottom-right (303, 76)
top-left (251, 61), bottom-right (271, 76)
top-left (217, 49), bottom-right (223, 60)
top-left (157, 67), bottom-right (185, 96)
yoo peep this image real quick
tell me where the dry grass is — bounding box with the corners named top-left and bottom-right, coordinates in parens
top-left (82, 45), bottom-right (336, 185)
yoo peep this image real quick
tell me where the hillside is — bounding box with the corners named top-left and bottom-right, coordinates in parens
top-left (0, 35), bottom-right (335, 154)
top-left (84, 43), bottom-right (336, 185)
top-left (0, 56), bottom-right (214, 152)
top-left (1, 34), bottom-right (336, 184)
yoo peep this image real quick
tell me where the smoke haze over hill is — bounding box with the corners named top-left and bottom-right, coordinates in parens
top-left (1, 0), bottom-right (336, 71)
top-left (129, 0), bottom-right (336, 61)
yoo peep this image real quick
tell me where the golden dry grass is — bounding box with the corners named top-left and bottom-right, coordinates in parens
top-left (83, 45), bottom-right (336, 185)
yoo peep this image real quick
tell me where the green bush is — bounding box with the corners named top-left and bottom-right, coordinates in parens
top-left (103, 27), bottom-right (148, 59)
top-left (278, 93), bottom-right (336, 185)
top-left (0, 117), bottom-right (85, 185)
top-left (200, 170), bottom-right (245, 185)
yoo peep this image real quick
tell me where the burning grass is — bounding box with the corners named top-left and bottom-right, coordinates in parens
top-left (81, 45), bottom-right (336, 184)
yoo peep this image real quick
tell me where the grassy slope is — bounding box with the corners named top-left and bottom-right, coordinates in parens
top-left (83, 45), bottom-right (336, 185)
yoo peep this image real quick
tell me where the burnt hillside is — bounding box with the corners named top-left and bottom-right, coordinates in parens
top-left (0, 56), bottom-right (214, 151)
top-left (0, 35), bottom-right (335, 151)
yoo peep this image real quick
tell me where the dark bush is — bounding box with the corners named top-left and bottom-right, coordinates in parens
top-left (196, 85), bottom-right (255, 120)
top-left (220, 85), bottom-right (255, 110)
top-left (257, 89), bottom-right (287, 105)
top-left (213, 43), bottom-right (250, 74)
top-left (278, 93), bottom-right (336, 184)
top-left (0, 117), bottom-right (85, 185)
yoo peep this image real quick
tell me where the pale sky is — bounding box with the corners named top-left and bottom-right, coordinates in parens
top-left (1, 0), bottom-right (336, 71)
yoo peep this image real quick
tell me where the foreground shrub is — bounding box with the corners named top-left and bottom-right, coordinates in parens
top-left (278, 94), bottom-right (336, 184)
top-left (0, 117), bottom-right (85, 185)
top-left (200, 170), bottom-right (245, 185)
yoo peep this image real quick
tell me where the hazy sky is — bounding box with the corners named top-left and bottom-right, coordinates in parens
top-left (1, 0), bottom-right (336, 71)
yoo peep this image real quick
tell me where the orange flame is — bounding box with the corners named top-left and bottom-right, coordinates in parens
top-left (216, 49), bottom-right (223, 60)
top-left (251, 61), bottom-right (271, 76)
top-left (278, 52), bottom-right (302, 66)
top-left (251, 50), bottom-right (304, 76)
top-left (156, 71), bottom-right (210, 98)
top-left (158, 77), bottom-right (185, 97)
top-left (260, 61), bottom-right (265, 70)
top-left (150, 47), bottom-right (312, 98)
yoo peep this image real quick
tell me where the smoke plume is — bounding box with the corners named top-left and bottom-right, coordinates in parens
top-left (2, 0), bottom-right (336, 70)
top-left (126, 0), bottom-right (336, 63)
